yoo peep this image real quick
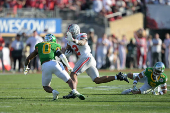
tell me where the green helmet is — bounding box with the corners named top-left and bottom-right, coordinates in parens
top-left (44, 34), bottom-right (56, 42)
top-left (153, 62), bottom-right (165, 80)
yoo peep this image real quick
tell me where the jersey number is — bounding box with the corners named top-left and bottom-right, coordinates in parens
top-left (72, 45), bottom-right (81, 56)
top-left (43, 43), bottom-right (51, 54)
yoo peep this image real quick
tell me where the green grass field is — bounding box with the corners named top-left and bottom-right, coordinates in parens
top-left (0, 70), bottom-right (170, 113)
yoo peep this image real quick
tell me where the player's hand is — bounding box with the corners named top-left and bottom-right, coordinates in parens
top-left (65, 31), bottom-right (74, 42)
top-left (67, 66), bottom-right (73, 72)
top-left (152, 91), bottom-right (158, 95)
top-left (132, 84), bottom-right (138, 91)
top-left (24, 66), bottom-right (30, 75)
top-left (65, 49), bottom-right (73, 57)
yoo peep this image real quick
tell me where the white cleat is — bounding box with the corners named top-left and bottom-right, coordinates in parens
top-left (52, 90), bottom-right (59, 100)
top-left (121, 89), bottom-right (132, 94)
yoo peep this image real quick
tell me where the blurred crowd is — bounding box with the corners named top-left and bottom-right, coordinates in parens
top-left (1, 28), bottom-right (170, 73)
top-left (0, 0), bottom-right (144, 21)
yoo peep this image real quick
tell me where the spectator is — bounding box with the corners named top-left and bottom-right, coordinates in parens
top-left (151, 33), bottom-right (162, 66)
top-left (118, 35), bottom-right (127, 70)
top-left (146, 35), bottom-right (152, 67)
top-left (134, 29), bottom-right (147, 69)
top-left (87, 28), bottom-right (98, 58)
top-left (126, 38), bottom-right (137, 69)
top-left (17, 0), bottom-right (26, 9)
top-left (162, 33), bottom-right (170, 68)
top-left (46, 0), bottom-right (56, 10)
top-left (93, 0), bottom-right (103, 14)
top-left (116, 0), bottom-right (126, 14)
top-left (103, 0), bottom-right (113, 12)
top-left (26, 30), bottom-right (43, 72)
top-left (11, 34), bottom-right (24, 72)
top-left (0, 34), bottom-right (5, 72)
top-left (96, 33), bottom-right (109, 69)
top-left (9, 0), bottom-right (18, 17)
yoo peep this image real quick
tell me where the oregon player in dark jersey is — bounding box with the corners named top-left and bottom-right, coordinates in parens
top-left (24, 34), bottom-right (85, 100)
top-left (121, 62), bottom-right (168, 95)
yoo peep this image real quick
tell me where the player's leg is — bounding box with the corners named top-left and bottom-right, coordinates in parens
top-left (54, 61), bottom-right (85, 100)
top-left (87, 66), bottom-right (129, 84)
top-left (41, 61), bottom-right (59, 100)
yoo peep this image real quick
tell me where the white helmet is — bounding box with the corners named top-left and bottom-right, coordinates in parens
top-left (153, 62), bottom-right (165, 80)
top-left (44, 34), bottom-right (56, 42)
top-left (67, 24), bottom-right (80, 38)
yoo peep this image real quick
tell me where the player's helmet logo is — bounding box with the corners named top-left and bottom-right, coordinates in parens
top-left (67, 24), bottom-right (80, 39)
top-left (44, 34), bottom-right (56, 42)
top-left (153, 62), bottom-right (165, 80)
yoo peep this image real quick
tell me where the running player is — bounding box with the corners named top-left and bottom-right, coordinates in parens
top-left (24, 34), bottom-right (85, 100)
top-left (121, 62), bottom-right (168, 95)
top-left (63, 24), bottom-right (129, 99)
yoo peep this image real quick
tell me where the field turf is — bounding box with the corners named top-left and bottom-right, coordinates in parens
top-left (0, 70), bottom-right (170, 113)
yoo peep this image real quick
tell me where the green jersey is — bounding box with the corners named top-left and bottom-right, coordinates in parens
top-left (35, 42), bottom-right (61, 64)
top-left (143, 67), bottom-right (168, 87)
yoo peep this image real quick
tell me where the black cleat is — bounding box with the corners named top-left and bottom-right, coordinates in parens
top-left (116, 72), bottom-right (129, 83)
top-left (63, 91), bottom-right (76, 99)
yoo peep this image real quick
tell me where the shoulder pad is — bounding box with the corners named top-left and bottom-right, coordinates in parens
top-left (80, 33), bottom-right (87, 40)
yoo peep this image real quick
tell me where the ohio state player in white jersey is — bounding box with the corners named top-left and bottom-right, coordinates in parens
top-left (63, 24), bottom-right (129, 99)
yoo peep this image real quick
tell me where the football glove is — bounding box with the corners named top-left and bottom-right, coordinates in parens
top-left (65, 31), bottom-right (74, 42)
top-left (65, 49), bottom-right (73, 57)
top-left (24, 65), bottom-right (30, 75)
top-left (152, 91), bottom-right (158, 95)
top-left (132, 84), bottom-right (138, 91)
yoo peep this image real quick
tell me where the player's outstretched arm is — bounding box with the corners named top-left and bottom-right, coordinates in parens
top-left (159, 83), bottom-right (167, 95)
top-left (24, 49), bottom-right (38, 75)
top-left (133, 73), bottom-right (144, 91)
top-left (56, 50), bottom-right (73, 72)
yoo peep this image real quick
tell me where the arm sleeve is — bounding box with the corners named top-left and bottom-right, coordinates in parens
top-left (56, 50), bottom-right (62, 57)
top-left (59, 54), bottom-right (70, 68)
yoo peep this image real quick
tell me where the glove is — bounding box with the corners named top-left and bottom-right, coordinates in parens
top-left (132, 84), bottom-right (138, 91)
top-left (67, 66), bottom-right (73, 72)
top-left (24, 66), bottom-right (30, 75)
top-left (65, 31), bottom-right (74, 42)
top-left (152, 91), bottom-right (158, 95)
top-left (65, 49), bottom-right (73, 57)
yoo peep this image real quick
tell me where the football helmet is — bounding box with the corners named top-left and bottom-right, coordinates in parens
top-left (67, 24), bottom-right (80, 38)
top-left (44, 34), bottom-right (56, 42)
top-left (153, 62), bottom-right (165, 80)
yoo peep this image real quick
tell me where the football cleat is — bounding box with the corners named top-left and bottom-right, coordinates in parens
top-left (52, 90), bottom-right (59, 100)
top-left (73, 91), bottom-right (85, 100)
top-left (63, 91), bottom-right (85, 100)
top-left (121, 89), bottom-right (132, 94)
top-left (116, 72), bottom-right (129, 83)
top-left (63, 91), bottom-right (76, 99)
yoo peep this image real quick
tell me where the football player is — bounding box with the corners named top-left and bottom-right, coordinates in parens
top-left (63, 24), bottom-right (129, 99)
top-left (121, 62), bottom-right (168, 95)
top-left (24, 34), bottom-right (85, 100)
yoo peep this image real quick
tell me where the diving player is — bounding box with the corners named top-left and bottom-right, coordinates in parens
top-left (121, 62), bottom-right (168, 95)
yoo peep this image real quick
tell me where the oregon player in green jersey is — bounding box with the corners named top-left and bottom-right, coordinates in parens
top-left (24, 34), bottom-right (85, 100)
top-left (121, 62), bottom-right (168, 95)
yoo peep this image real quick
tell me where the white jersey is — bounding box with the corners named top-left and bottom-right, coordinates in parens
top-left (26, 35), bottom-right (43, 53)
top-left (67, 33), bottom-right (92, 58)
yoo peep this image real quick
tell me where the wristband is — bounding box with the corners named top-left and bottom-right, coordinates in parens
top-left (75, 39), bottom-right (79, 44)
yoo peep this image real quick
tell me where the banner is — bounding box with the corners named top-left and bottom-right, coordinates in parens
top-left (0, 18), bottom-right (62, 37)
top-left (146, 5), bottom-right (170, 29)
